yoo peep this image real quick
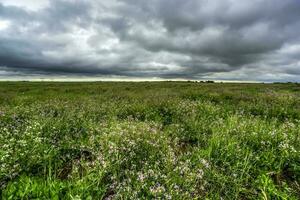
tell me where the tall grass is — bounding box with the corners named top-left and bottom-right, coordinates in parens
top-left (0, 82), bottom-right (299, 199)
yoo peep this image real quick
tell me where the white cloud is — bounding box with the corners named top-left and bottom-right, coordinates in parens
top-left (0, 19), bottom-right (10, 30)
top-left (0, 0), bottom-right (49, 11)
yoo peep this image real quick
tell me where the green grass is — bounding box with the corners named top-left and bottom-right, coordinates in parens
top-left (0, 81), bottom-right (299, 199)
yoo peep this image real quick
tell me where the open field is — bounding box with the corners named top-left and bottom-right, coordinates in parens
top-left (0, 82), bottom-right (299, 199)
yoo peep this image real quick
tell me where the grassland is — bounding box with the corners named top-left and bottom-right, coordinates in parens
top-left (0, 81), bottom-right (299, 199)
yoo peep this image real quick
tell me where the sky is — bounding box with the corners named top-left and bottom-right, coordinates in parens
top-left (0, 0), bottom-right (300, 82)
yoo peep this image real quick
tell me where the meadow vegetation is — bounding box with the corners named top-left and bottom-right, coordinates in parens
top-left (0, 81), bottom-right (299, 199)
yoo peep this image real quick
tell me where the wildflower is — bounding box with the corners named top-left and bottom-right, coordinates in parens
top-left (201, 159), bottom-right (210, 168)
top-left (197, 169), bottom-right (204, 179)
top-left (138, 172), bottom-right (146, 182)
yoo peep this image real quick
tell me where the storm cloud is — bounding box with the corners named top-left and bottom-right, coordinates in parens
top-left (0, 0), bottom-right (300, 81)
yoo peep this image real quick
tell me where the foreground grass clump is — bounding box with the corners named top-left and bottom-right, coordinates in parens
top-left (0, 82), bottom-right (299, 199)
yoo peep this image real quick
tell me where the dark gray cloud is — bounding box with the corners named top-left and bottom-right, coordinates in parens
top-left (0, 0), bottom-right (300, 81)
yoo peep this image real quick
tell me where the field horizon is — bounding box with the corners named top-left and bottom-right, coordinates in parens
top-left (0, 79), bottom-right (263, 83)
top-left (2, 0), bottom-right (300, 198)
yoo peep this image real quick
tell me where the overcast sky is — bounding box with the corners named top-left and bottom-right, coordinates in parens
top-left (0, 0), bottom-right (300, 81)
